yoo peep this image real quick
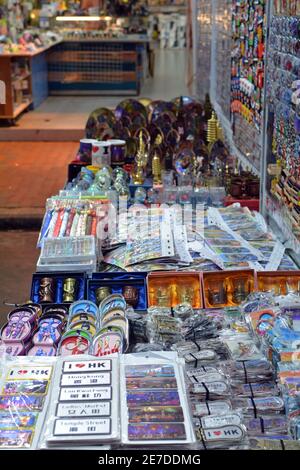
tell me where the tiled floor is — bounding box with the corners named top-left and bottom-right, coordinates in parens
top-left (0, 231), bottom-right (39, 325)
top-left (0, 142), bottom-right (78, 212)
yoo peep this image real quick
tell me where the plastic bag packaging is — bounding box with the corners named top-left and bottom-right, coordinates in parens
top-left (130, 343), bottom-right (165, 353)
top-left (240, 292), bottom-right (276, 315)
top-left (232, 396), bottom-right (285, 416)
top-left (244, 415), bottom-right (289, 436)
top-left (181, 339), bottom-right (230, 369)
top-left (181, 313), bottom-right (221, 341)
top-left (173, 303), bottom-right (194, 320)
top-left (221, 360), bottom-right (274, 384)
top-left (200, 411), bottom-right (243, 428)
top-left (127, 310), bottom-right (148, 344)
top-left (119, 352), bottom-right (196, 447)
top-left (171, 340), bottom-right (203, 356)
top-left (39, 355), bottom-right (120, 448)
top-left (191, 400), bottom-right (233, 417)
top-left (233, 381), bottom-right (279, 398)
top-left (248, 436), bottom-right (300, 450)
top-left (195, 422), bottom-right (248, 449)
top-left (189, 378), bottom-right (232, 400)
top-left (147, 306), bottom-right (172, 316)
top-left (222, 335), bottom-right (264, 361)
top-left (0, 356), bottom-right (56, 449)
top-left (146, 313), bottom-right (183, 347)
top-left (245, 307), bottom-right (280, 340)
top-left (187, 368), bottom-right (228, 385)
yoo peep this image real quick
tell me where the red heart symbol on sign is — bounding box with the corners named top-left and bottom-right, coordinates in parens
top-left (75, 364), bottom-right (85, 368)
top-left (213, 431), bottom-right (221, 436)
top-left (92, 146), bottom-right (98, 153)
top-left (18, 370), bottom-right (28, 375)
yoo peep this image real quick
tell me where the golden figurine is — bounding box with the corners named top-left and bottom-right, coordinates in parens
top-left (178, 285), bottom-right (194, 305)
top-left (133, 130), bottom-right (148, 185)
top-left (207, 112), bottom-right (218, 144)
top-left (217, 121), bottom-right (224, 141)
top-left (152, 150), bottom-right (162, 185)
top-left (156, 287), bottom-right (171, 307)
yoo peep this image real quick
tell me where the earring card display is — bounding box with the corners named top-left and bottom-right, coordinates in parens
top-left (147, 272), bottom-right (202, 308)
top-left (202, 269), bottom-right (255, 308)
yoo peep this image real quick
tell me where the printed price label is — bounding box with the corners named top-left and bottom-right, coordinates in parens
top-left (61, 373), bottom-right (111, 387)
top-left (56, 401), bottom-right (111, 418)
top-left (201, 413), bottom-right (241, 428)
top-left (194, 401), bottom-right (231, 417)
top-left (188, 372), bottom-right (224, 383)
top-left (202, 425), bottom-right (244, 441)
top-left (7, 366), bottom-right (53, 381)
top-left (63, 360), bottom-right (111, 373)
top-left (59, 386), bottom-right (111, 402)
top-left (193, 381), bottom-right (229, 394)
top-left (54, 418), bottom-right (111, 436)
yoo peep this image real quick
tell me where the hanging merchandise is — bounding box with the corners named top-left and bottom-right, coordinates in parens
top-left (261, 3), bottom-right (300, 254)
top-left (230, 0), bottom-right (266, 172)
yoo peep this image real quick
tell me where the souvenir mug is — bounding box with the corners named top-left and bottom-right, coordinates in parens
top-left (76, 139), bottom-right (94, 163)
top-left (108, 139), bottom-right (126, 166)
top-left (92, 141), bottom-right (111, 167)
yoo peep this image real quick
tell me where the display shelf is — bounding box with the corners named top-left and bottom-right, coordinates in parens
top-left (213, 101), bottom-right (260, 176)
top-left (192, 0), bottom-right (213, 100)
top-left (260, 2), bottom-right (300, 258)
top-left (12, 99), bottom-right (33, 117)
top-left (11, 72), bottom-right (31, 84)
top-left (47, 40), bottom-right (146, 96)
top-left (0, 55), bottom-right (33, 121)
top-left (148, 5), bottom-right (187, 13)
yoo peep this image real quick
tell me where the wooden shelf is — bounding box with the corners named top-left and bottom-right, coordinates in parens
top-left (13, 100), bottom-right (32, 117)
top-left (11, 72), bottom-right (31, 84)
top-left (0, 99), bottom-right (32, 119)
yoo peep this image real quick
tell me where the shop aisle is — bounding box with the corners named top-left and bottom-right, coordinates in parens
top-left (0, 50), bottom-right (189, 141)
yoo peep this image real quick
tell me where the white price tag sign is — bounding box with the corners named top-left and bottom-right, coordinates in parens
top-left (63, 360), bottom-right (111, 373)
top-left (56, 401), bottom-right (111, 418)
top-left (61, 372), bottom-right (111, 387)
top-left (54, 418), bottom-right (111, 436)
top-left (59, 386), bottom-right (111, 402)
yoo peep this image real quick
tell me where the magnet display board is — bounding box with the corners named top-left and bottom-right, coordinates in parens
top-left (261, 1), bottom-right (300, 255)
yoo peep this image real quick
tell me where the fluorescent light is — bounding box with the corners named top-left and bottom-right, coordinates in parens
top-left (56, 16), bottom-right (102, 22)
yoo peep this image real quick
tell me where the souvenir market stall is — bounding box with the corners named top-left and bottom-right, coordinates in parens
top-left (1, 93), bottom-right (300, 450)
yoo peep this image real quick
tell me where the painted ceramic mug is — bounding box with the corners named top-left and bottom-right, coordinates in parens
top-left (108, 139), bottom-right (126, 166)
top-left (92, 141), bottom-right (111, 167)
